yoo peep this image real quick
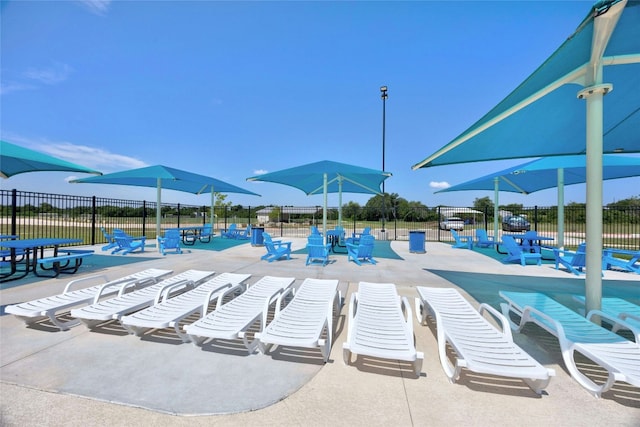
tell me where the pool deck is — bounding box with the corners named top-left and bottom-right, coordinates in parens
top-left (1, 239), bottom-right (639, 426)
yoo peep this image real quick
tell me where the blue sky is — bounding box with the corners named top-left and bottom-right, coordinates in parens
top-left (2, 0), bottom-right (637, 208)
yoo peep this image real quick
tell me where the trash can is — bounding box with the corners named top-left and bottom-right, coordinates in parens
top-left (409, 231), bottom-right (426, 253)
top-left (251, 227), bottom-right (264, 246)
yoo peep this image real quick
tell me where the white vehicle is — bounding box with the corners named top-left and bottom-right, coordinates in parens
top-left (439, 217), bottom-right (465, 231)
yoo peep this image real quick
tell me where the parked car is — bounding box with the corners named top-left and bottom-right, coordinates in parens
top-left (439, 217), bottom-right (465, 231)
top-left (502, 216), bottom-right (531, 232)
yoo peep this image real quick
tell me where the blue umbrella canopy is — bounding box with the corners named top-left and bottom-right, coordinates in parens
top-left (436, 154), bottom-right (640, 247)
top-left (247, 160), bottom-right (391, 241)
top-left (436, 155), bottom-right (640, 194)
top-left (412, 0), bottom-right (640, 314)
top-left (72, 165), bottom-right (260, 242)
top-left (1, 140), bottom-right (102, 178)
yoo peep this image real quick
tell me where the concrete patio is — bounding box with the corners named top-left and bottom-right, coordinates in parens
top-left (1, 238), bottom-right (639, 426)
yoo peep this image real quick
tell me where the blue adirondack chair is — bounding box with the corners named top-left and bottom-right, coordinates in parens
top-left (221, 223), bottom-right (238, 239)
top-left (198, 224), bottom-right (214, 243)
top-left (450, 229), bottom-right (473, 249)
top-left (158, 229), bottom-right (182, 256)
top-left (310, 225), bottom-right (322, 237)
top-left (475, 229), bottom-right (495, 248)
top-left (306, 235), bottom-right (331, 266)
top-left (347, 226), bottom-right (371, 245)
top-left (346, 234), bottom-right (377, 266)
top-left (554, 243), bottom-right (587, 275)
top-left (235, 225), bottom-right (251, 240)
top-left (112, 229), bottom-right (146, 255)
top-left (100, 227), bottom-right (119, 252)
top-left (261, 232), bottom-right (292, 262)
top-left (501, 235), bottom-right (541, 266)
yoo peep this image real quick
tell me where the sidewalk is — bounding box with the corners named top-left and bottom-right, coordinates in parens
top-left (1, 239), bottom-right (639, 426)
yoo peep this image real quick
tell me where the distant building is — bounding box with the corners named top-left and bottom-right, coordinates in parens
top-left (256, 206), bottom-right (321, 224)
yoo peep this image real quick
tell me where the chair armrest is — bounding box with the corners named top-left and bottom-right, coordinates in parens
top-left (63, 274), bottom-right (109, 294)
top-left (479, 303), bottom-right (514, 341)
top-left (586, 309), bottom-right (640, 342)
top-left (199, 282), bottom-right (234, 317)
top-left (155, 279), bottom-right (193, 304)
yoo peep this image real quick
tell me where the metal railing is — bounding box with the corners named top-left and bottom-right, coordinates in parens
top-left (1, 189), bottom-right (638, 251)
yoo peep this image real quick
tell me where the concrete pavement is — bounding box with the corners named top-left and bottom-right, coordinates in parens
top-left (1, 238), bottom-right (639, 426)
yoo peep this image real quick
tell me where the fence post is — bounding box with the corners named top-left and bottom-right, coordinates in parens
top-left (91, 196), bottom-right (97, 245)
top-left (11, 189), bottom-right (17, 236)
top-left (142, 200), bottom-right (147, 236)
top-left (177, 203), bottom-right (181, 228)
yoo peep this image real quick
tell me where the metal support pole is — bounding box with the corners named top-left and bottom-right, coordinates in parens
top-left (380, 85), bottom-right (388, 233)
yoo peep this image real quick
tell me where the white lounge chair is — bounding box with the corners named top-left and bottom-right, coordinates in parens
top-left (500, 291), bottom-right (640, 398)
top-left (184, 275), bottom-right (295, 353)
top-left (415, 287), bottom-right (555, 394)
top-left (120, 273), bottom-right (252, 342)
top-left (4, 268), bottom-right (173, 331)
top-left (70, 270), bottom-right (215, 328)
top-left (343, 282), bottom-right (423, 377)
top-left (256, 278), bottom-right (342, 362)
top-left (572, 295), bottom-right (640, 342)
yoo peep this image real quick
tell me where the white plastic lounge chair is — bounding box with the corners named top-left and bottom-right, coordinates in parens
top-left (120, 273), bottom-right (251, 342)
top-left (184, 275), bottom-right (295, 353)
top-left (256, 278), bottom-right (342, 362)
top-left (4, 268), bottom-right (173, 331)
top-left (70, 270), bottom-right (215, 328)
top-left (343, 282), bottom-right (423, 377)
top-left (500, 291), bottom-right (640, 398)
top-left (572, 295), bottom-right (640, 342)
top-left (415, 287), bottom-right (554, 394)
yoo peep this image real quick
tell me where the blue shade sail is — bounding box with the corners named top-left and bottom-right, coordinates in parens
top-left (411, 1), bottom-right (640, 315)
top-left (72, 165), bottom-right (260, 244)
top-left (1, 140), bottom-right (102, 178)
top-left (435, 155), bottom-right (640, 194)
top-left (247, 160), bottom-right (391, 241)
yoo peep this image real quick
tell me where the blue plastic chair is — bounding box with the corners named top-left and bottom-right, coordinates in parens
top-left (501, 235), bottom-right (541, 266)
top-left (553, 243), bottom-right (587, 275)
top-left (348, 226), bottom-right (371, 245)
top-left (261, 232), bottom-right (292, 263)
top-left (474, 229), bottom-right (495, 248)
top-left (158, 229), bottom-right (182, 256)
top-left (450, 229), bottom-right (473, 250)
top-left (112, 229), bottom-right (146, 255)
top-left (235, 225), bottom-right (251, 240)
top-left (100, 227), bottom-right (118, 252)
top-left (196, 224), bottom-right (213, 243)
top-left (306, 235), bottom-right (331, 266)
top-left (346, 234), bottom-right (376, 266)
top-left (221, 224), bottom-right (238, 239)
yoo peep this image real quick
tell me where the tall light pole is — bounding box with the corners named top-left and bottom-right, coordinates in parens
top-left (380, 85), bottom-right (388, 233)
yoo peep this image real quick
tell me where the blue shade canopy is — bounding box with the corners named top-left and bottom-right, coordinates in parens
top-left (411, 0), bottom-right (640, 316)
top-left (412, 1), bottom-right (640, 169)
top-left (247, 160), bottom-right (391, 241)
top-left (435, 155), bottom-right (640, 195)
top-left (247, 160), bottom-right (392, 196)
top-left (1, 140), bottom-right (102, 178)
top-left (72, 165), bottom-right (260, 196)
top-left (72, 165), bottom-right (260, 244)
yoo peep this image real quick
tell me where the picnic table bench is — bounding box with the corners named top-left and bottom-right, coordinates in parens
top-left (35, 249), bottom-right (95, 278)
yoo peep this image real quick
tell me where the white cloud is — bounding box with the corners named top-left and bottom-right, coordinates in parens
top-left (253, 169), bottom-right (268, 175)
top-left (0, 81), bottom-right (36, 95)
top-left (77, 0), bottom-right (111, 16)
top-left (23, 62), bottom-right (73, 85)
top-left (3, 134), bottom-right (147, 173)
top-left (430, 181), bottom-right (451, 190)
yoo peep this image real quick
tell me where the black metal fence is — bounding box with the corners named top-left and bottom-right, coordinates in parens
top-left (1, 189), bottom-right (638, 250)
